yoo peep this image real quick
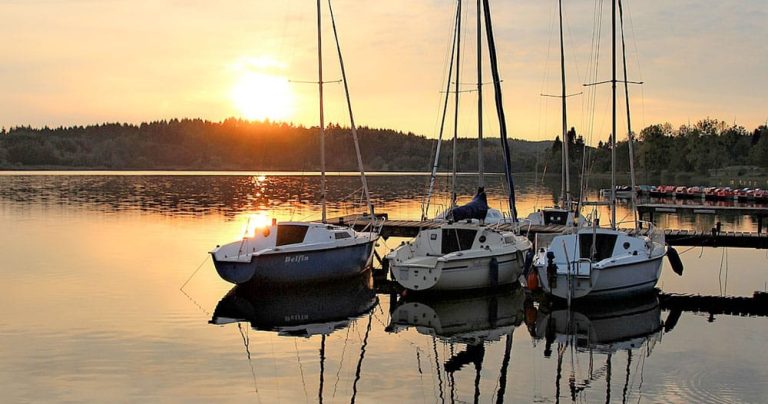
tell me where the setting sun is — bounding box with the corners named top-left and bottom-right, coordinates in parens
top-left (231, 72), bottom-right (294, 121)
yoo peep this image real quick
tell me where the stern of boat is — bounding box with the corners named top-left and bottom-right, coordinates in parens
top-left (210, 247), bottom-right (256, 285)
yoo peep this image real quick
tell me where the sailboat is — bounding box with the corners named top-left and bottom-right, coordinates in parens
top-left (525, 0), bottom-right (580, 228)
top-left (532, 0), bottom-right (667, 301)
top-left (210, 0), bottom-right (380, 285)
top-left (386, 0), bottom-right (531, 292)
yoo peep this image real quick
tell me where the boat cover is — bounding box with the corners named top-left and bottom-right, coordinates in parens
top-left (449, 188), bottom-right (489, 221)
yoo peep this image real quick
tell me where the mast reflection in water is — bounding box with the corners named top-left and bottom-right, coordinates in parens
top-left (530, 291), bottom-right (667, 403)
top-left (387, 286), bottom-right (526, 403)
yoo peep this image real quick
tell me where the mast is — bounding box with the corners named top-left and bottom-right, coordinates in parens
top-left (422, 4), bottom-right (461, 220)
top-left (327, 0), bottom-right (374, 217)
top-left (495, 333), bottom-right (514, 404)
top-left (619, 0), bottom-right (639, 232)
top-left (482, 0), bottom-right (517, 220)
top-left (319, 334), bottom-right (326, 403)
top-left (451, 0), bottom-right (462, 210)
top-left (611, 0), bottom-right (617, 229)
top-left (558, 0), bottom-right (570, 209)
top-left (476, 0), bottom-right (485, 189)
top-left (317, 0), bottom-right (327, 223)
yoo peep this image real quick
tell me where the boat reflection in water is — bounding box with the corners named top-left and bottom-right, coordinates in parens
top-left (211, 269), bottom-right (377, 337)
top-left (210, 270), bottom-right (378, 402)
top-left (530, 291), bottom-right (666, 402)
top-left (387, 286), bottom-right (526, 403)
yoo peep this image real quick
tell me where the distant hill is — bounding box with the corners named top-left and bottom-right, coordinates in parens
top-left (1, 118), bottom-right (765, 176)
top-left (0, 119), bottom-right (551, 172)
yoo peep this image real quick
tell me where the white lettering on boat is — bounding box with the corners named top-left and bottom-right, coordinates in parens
top-left (285, 255), bottom-right (309, 263)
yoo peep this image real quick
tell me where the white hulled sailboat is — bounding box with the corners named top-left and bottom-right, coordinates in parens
top-left (532, 0), bottom-right (667, 301)
top-left (387, 0), bottom-right (531, 292)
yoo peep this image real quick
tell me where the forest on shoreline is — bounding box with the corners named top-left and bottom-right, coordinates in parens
top-left (0, 118), bottom-right (766, 178)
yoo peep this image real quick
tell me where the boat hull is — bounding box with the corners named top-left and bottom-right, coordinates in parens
top-left (538, 255), bottom-right (663, 300)
top-left (392, 251), bottom-right (525, 292)
top-left (212, 239), bottom-right (376, 285)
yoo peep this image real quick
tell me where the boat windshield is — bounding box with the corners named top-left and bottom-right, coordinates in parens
top-left (441, 228), bottom-right (477, 254)
top-left (276, 225), bottom-right (309, 246)
top-left (578, 233), bottom-right (617, 261)
top-left (543, 210), bottom-right (569, 225)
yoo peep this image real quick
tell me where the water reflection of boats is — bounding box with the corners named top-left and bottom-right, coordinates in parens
top-left (387, 286), bottom-right (526, 402)
top-left (388, 286), bottom-right (526, 344)
top-left (211, 270), bottom-right (377, 336)
top-left (211, 271), bottom-right (377, 402)
top-left (534, 292), bottom-right (662, 353)
top-left (530, 291), bottom-right (665, 402)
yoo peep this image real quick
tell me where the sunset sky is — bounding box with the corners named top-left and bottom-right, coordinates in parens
top-left (0, 0), bottom-right (765, 143)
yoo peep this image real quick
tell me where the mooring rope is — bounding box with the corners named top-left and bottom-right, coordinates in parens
top-left (179, 254), bottom-right (210, 291)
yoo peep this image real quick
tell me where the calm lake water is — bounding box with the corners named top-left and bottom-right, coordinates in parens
top-left (1, 172), bottom-right (766, 402)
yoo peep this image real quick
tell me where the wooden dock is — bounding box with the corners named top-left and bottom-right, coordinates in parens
top-left (372, 277), bottom-right (768, 319)
top-left (659, 291), bottom-right (768, 319)
top-left (332, 214), bottom-right (768, 249)
top-left (637, 203), bottom-right (768, 233)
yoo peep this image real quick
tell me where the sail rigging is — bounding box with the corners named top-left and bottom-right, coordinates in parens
top-left (476, 0), bottom-right (485, 189)
top-left (422, 3), bottom-right (461, 220)
top-left (318, 0), bottom-right (327, 223)
top-left (482, 0), bottom-right (517, 221)
top-left (558, 0), bottom-right (571, 209)
top-left (451, 0), bottom-right (462, 210)
top-left (618, 0), bottom-right (639, 231)
top-left (611, 0), bottom-right (617, 229)
top-left (327, 0), bottom-right (374, 217)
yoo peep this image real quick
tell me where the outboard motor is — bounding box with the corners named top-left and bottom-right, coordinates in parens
top-left (523, 249), bottom-right (534, 275)
top-left (546, 251), bottom-right (557, 288)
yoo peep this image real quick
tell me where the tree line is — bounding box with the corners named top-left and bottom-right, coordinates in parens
top-left (545, 118), bottom-right (768, 177)
top-left (0, 118), bottom-right (547, 172)
top-left (0, 118), bottom-right (766, 175)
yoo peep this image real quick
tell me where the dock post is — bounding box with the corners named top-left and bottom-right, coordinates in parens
top-left (758, 215), bottom-right (764, 234)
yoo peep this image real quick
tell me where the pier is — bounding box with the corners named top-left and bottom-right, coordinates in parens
top-left (637, 203), bottom-right (768, 234)
top-left (333, 214), bottom-right (768, 249)
top-left (659, 291), bottom-right (768, 319)
top-left (373, 276), bottom-right (768, 319)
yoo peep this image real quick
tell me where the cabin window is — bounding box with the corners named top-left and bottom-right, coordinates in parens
top-left (543, 211), bottom-right (569, 225)
top-left (334, 231), bottom-right (351, 239)
top-left (276, 225), bottom-right (309, 246)
top-left (579, 233), bottom-right (617, 261)
top-left (442, 229), bottom-right (477, 254)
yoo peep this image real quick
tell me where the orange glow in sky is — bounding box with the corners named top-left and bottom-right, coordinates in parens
top-left (0, 1), bottom-right (764, 142)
